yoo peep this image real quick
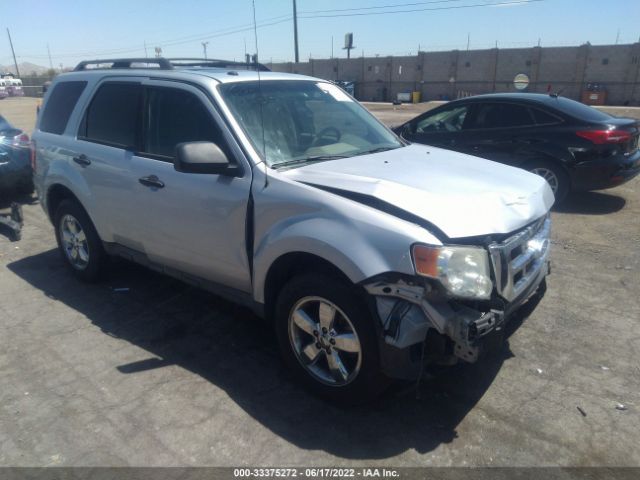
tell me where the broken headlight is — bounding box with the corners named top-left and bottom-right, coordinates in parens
top-left (412, 244), bottom-right (493, 299)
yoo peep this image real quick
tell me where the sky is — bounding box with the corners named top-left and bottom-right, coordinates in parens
top-left (2, 0), bottom-right (640, 69)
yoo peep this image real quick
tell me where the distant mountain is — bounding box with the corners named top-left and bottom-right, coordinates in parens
top-left (0, 62), bottom-right (50, 77)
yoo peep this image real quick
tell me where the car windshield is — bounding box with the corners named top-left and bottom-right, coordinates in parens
top-left (218, 80), bottom-right (403, 167)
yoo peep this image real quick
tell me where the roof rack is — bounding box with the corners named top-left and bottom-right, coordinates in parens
top-left (168, 58), bottom-right (270, 72)
top-left (74, 58), bottom-right (173, 71)
top-left (73, 57), bottom-right (270, 72)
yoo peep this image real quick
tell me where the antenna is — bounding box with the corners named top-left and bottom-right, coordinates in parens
top-left (252, 0), bottom-right (268, 187)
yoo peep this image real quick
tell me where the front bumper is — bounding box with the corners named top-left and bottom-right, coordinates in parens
top-left (364, 216), bottom-right (552, 380)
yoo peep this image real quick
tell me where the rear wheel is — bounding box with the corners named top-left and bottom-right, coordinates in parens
top-left (275, 274), bottom-right (387, 403)
top-left (525, 160), bottom-right (570, 204)
top-left (54, 199), bottom-right (106, 282)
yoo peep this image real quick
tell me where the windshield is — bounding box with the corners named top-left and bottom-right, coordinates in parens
top-left (218, 80), bottom-right (403, 167)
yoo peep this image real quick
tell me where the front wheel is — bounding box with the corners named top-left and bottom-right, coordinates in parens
top-left (275, 274), bottom-right (387, 403)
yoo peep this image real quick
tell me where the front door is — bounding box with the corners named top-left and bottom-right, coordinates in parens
top-left (130, 81), bottom-right (253, 293)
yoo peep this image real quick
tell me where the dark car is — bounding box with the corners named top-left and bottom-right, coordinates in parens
top-left (0, 114), bottom-right (33, 196)
top-left (394, 93), bottom-right (640, 202)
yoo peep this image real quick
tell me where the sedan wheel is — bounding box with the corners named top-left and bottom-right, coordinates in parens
top-left (531, 167), bottom-right (560, 195)
top-left (289, 296), bottom-right (362, 386)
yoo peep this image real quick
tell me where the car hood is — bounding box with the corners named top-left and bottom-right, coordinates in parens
top-left (282, 144), bottom-right (554, 239)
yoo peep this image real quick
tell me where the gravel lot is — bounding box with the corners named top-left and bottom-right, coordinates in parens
top-left (1, 97), bottom-right (639, 467)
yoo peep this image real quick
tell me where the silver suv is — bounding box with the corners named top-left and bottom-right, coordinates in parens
top-left (33, 58), bottom-right (553, 402)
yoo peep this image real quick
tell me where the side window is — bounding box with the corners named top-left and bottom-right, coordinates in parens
top-left (414, 105), bottom-right (469, 133)
top-left (471, 103), bottom-right (535, 129)
top-left (531, 108), bottom-right (562, 125)
top-left (142, 87), bottom-right (225, 160)
top-left (82, 83), bottom-right (141, 148)
top-left (39, 81), bottom-right (87, 135)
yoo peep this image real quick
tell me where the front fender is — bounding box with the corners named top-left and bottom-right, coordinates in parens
top-left (251, 171), bottom-right (441, 304)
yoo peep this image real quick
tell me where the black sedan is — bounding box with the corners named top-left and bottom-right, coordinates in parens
top-left (0, 114), bottom-right (33, 196)
top-left (394, 93), bottom-right (640, 202)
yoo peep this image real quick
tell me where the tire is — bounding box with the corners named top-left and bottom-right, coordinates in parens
top-left (54, 199), bottom-right (106, 282)
top-left (275, 273), bottom-right (388, 403)
top-left (525, 160), bottom-right (570, 204)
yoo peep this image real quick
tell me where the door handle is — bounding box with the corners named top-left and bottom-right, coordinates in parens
top-left (73, 154), bottom-right (91, 167)
top-left (138, 175), bottom-right (165, 189)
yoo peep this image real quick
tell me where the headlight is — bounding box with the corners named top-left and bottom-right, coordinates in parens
top-left (412, 244), bottom-right (493, 299)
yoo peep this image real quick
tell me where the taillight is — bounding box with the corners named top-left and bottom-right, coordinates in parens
top-left (30, 139), bottom-right (36, 171)
top-left (10, 132), bottom-right (31, 148)
top-left (576, 129), bottom-right (632, 144)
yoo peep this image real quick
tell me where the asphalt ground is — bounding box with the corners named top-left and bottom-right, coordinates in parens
top-left (0, 97), bottom-right (639, 467)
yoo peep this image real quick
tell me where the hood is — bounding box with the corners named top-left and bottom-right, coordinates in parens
top-left (282, 144), bottom-right (554, 239)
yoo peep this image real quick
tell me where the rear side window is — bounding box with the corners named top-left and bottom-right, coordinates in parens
top-left (39, 81), bottom-right (87, 134)
top-left (82, 83), bottom-right (141, 148)
top-left (142, 87), bottom-right (225, 160)
top-left (531, 108), bottom-right (561, 125)
top-left (554, 97), bottom-right (612, 122)
top-left (472, 103), bottom-right (535, 129)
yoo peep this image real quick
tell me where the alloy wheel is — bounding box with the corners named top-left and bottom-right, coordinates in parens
top-left (531, 167), bottom-right (559, 195)
top-left (288, 296), bottom-right (363, 386)
top-left (59, 214), bottom-right (90, 270)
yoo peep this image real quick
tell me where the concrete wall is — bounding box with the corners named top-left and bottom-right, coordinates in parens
top-left (267, 42), bottom-right (640, 105)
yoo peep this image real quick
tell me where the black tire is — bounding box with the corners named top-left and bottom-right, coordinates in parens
top-left (524, 160), bottom-right (570, 204)
top-left (275, 273), bottom-right (388, 404)
top-left (54, 199), bottom-right (106, 282)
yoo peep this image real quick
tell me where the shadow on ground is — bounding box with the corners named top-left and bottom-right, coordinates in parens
top-left (554, 191), bottom-right (626, 215)
top-left (7, 249), bottom-right (539, 459)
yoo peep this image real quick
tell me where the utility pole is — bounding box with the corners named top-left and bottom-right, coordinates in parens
top-left (202, 41), bottom-right (209, 59)
top-left (293, 0), bottom-right (299, 63)
top-left (466, 33), bottom-right (470, 51)
top-left (615, 29), bottom-right (620, 45)
top-left (331, 36), bottom-right (334, 59)
top-left (144, 41), bottom-right (148, 58)
top-left (47, 43), bottom-right (53, 70)
top-left (6, 28), bottom-right (20, 78)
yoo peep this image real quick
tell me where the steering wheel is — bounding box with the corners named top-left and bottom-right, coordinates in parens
top-left (313, 127), bottom-right (341, 146)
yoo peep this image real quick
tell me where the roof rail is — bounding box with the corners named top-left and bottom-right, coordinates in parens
top-left (167, 58), bottom-right (271, 72)
top-left (73, 58), bottom-right (174, 71)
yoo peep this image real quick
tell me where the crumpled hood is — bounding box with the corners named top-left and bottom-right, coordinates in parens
top-left (282, 144), bottom-right (554, 239)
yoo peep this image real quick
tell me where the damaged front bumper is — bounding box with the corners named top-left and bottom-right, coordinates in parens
top-left (363, 218), bottom-right (551, 380)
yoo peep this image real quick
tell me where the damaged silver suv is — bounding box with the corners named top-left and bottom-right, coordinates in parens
top-left (33, 58), bottom-right (553, 402)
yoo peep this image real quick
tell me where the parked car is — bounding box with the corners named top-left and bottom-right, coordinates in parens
top-left (394, 93), bottom-right (640, 202)
top-left (33, 58), bottom-right (553, 402)
top-left (0, 79), bottom-right (9, 99)
top-left (7, 78), bottom-right (25, 97)
top-left (0, 114), bottom-right (33, 195)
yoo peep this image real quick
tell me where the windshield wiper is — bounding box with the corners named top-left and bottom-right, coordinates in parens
top-left (354, 146), bottom-right (402, 156)
top-left (273, 155), bottom-right (348, 169)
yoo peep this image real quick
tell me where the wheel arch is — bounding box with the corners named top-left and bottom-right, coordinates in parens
top-left (262, 252), bottom-right (357, 323)
top-left (46, 184), bottom-right (85, 222)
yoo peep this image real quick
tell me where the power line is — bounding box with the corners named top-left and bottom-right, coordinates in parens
top-left (300, 0), bottom-right (469, 14)
top-left (16, 14), bottom-right (293, 60)
top-left (299, 0), bottom-right (544, 18)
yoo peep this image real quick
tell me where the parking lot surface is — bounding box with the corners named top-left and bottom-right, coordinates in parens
top-left (1, 97), bottom-right (639, 467)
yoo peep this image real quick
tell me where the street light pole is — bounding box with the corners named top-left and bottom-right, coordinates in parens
top-left (293, 0), bottom-right (299, 63)
top-left (6, 28), bottom-right (20, 78)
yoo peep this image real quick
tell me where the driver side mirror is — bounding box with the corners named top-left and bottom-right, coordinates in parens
top-left (174, 141), bottom-right (240, 176)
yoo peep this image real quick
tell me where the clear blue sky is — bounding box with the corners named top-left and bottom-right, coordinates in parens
top-left (2, 0), bottom-right (639, 68)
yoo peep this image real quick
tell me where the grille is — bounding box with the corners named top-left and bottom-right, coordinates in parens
top-left (488, 215), bottom-right (551, 303)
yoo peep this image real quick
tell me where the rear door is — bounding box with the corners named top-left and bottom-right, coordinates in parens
top-left (458, 102), bottom-right (540, 165)
top-left (129, 80), bottom-right (253, 293)
top-left (74, 80), bottom-right (143, 244)
top-left (401, 103), bottom-right (471, 152)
